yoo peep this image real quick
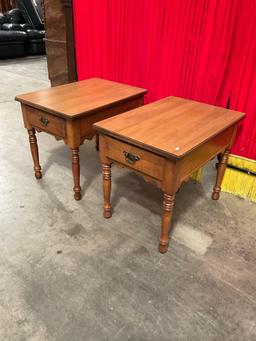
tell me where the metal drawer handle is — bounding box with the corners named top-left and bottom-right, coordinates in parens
top-left (123, 151), bottom-right (140, 165)
top-left (40, 116), bottom-right (49, 127)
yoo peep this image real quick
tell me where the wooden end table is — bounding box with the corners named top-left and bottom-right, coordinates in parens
top-left (15, 78), bottom-right (147, 200)
top-left (94, 96), bottom-right (245, 253)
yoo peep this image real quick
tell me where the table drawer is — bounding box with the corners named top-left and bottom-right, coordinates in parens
top-left (105, 136), bottom-right (165, 180)
top-left (26, 107), bottom-right (66, 138)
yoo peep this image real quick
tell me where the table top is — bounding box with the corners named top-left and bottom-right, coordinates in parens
top-left (94, 96), bottom-right (245, 158)
top-left (15, 78), bottom-right (147, 119)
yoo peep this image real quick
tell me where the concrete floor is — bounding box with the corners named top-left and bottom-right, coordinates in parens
top-left (0, 56), bottom-right (256, 341)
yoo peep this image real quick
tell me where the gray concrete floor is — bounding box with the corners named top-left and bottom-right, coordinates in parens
top-left (0, 56), bottom-right (256, 341)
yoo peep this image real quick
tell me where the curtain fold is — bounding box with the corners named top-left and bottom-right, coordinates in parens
top-left (227, 0), bottom-right (256, 159)
top-left (73, 0), bottom-right (256, 160)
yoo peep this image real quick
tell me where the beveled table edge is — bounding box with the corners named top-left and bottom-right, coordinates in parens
top-left (94, 116), bottom-right (245, 159)
top-left (15, 91), bottom-right (147, 120)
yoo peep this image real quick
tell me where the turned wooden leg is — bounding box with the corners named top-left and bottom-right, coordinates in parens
top-left (102, 163), bottom-right (112, 218)
top-left (215, 153), bottom-right (222, 169)
top-left (71, 148), bottom-right (81, 200)
top-left (212, 149), bottom-right (230, 200)
top-left (95, 133), bottom-right (99, 151)
top-left (159, 193), bottom-right (176, 253)
top-left (28, 128), bottom-right (42, 179)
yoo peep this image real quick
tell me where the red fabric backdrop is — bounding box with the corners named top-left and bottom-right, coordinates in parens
top-left (73, 0), bottom-right (256, 160)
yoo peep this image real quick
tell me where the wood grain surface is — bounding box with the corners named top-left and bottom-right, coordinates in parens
top-left (94, 96), bottom-right (245, 158)
top-left (15, 78), bottom-right (147, 119)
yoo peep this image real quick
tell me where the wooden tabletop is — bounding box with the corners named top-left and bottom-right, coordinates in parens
top-left (15, 78), bottom-right (147, 119)
top-left (94, 96), bottom-right (245, 158)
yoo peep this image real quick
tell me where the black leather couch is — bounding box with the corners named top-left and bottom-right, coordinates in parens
top-left (0, 1), bottom-right (45, 59)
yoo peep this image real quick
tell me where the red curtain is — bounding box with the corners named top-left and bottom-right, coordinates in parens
top-left (73, 0), bottom-right (256, 160)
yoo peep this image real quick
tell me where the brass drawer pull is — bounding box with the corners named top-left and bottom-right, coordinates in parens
top-left (123, 151), bottom-right (140, 165)
top-left (40, 116), bottom-right (49, 127)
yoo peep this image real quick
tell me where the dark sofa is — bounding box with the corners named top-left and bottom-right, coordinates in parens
top-left (0, 0), bottom-right (45, 59)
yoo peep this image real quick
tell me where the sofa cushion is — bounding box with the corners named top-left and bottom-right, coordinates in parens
top-left (0, 40), bottom-right (26, 59)
top-left (1, 23), bottom-right (24, 31)
top-left (26, 38), bottom-right (45, 55)
top-left (20, 23), bottom-right (32, 30)
top-left (26, 29), bottom-right (45, 39)
top-left (0, 30), bottom-right (27, 42)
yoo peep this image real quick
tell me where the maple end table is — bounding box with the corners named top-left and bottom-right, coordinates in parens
top-left (15, 78), bottom-right (147, 200)
top-left (94, 96), bottom-right (245, 253)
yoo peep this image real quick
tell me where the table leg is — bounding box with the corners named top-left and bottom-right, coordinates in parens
top-left (212, 149), bottom-right (230, 200)
top-left (102, 163), bottom-right (112, 218)
top-left (71, 148), bottom-right (81, 200)
top-left (28, 128), bottom-right (42, 179)
top-left (159, 193), bottom-right (176, 253)
top-left (95, 133), bottom-right (99, 151)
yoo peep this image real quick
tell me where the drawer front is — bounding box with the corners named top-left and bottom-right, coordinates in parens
top-left (26, 106), bottom-right (66, 138)
top-left (105, 136), bottom-right (165, 180)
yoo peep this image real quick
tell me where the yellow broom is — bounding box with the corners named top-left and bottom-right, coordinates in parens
top-left (191, 155), bottom-right (256, 202)
top-left (222, 155), bottom-right (256, 202)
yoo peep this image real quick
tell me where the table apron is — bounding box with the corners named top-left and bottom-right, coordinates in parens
top-left (80, 97), bottom-right (144, 138)
top-left (177, 125), bottom-right (236, 182)
top-left (99, 124), bottom-right (236, 194)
